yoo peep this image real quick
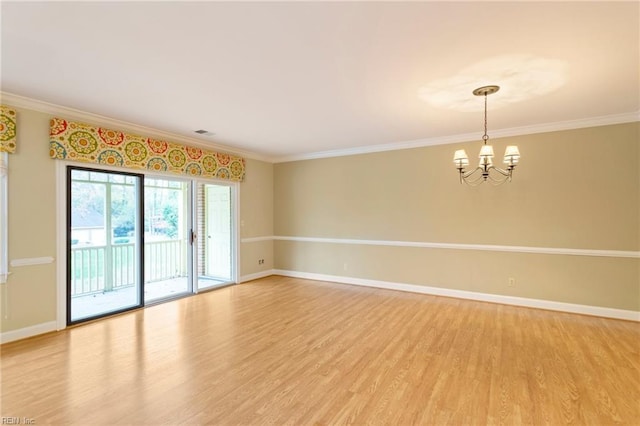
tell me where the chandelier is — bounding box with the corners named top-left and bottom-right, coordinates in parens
top-left (453, 85), bottom-right (520, 185)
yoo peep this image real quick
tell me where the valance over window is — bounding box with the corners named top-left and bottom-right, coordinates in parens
top-left (0, 106), bottom-right (17, 153)
top-left (49, 118), bottom-right (245, 181)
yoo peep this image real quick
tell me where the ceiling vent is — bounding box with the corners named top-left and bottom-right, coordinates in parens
top-left (194, 129), bottom-right (215, 136)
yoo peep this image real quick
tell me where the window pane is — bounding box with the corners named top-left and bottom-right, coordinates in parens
top-left (71, 170), bottom-right (89, 181)
top-left (110, 174), bottom-right (125, 184)
top-left (69, 168), bottom-right (142, 323)
top-left (144, 177), bottom-right (190, 301)
top-left (89, 171), bottom-right (108, 182)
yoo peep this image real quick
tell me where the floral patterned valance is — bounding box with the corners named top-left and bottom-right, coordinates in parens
top-left (0, 106), bottom-right (17, 154)
top-left (49, 118), bottom-right (245, 181)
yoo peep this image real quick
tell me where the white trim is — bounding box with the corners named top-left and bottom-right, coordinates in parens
top-left (240, 269), bottom-right (276, 283)
top-left (0, 152), bottom-right (8, 284)
top-left (273, 270), bottom-right (640, 322)
top-left (233, 182), bottom-right (241, 284)
top-left (1, 321), bottom-right (58, 344)
top-left (272, 235), bottom-right (639, 259)
top-left (4, 270), bottom-right (635, 343)
top-left (10, 257), bottom-right (55, 267)
top-left (3, 92), bottom-right (638, 165)
top-left (55, 161), bottom-right (67, 331)
top-left (0, 91), bottom-right (272, 163)
top-left (241, 236), bottom-right (275, 243)
top-left (274, 111), bottom-right (640, 163)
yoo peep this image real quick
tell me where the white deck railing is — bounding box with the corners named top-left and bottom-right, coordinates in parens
top-left (70, 239), bottom-right (186, 296)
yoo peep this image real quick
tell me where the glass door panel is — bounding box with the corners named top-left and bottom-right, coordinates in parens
top-left (68, 167), bottom-right (143, 324)
top-left (197, 183), bottom-right (233, 289)
top-left (144, 178), bottom-right (191, 302)
top-left (68, 169), bottom-right (236, 322)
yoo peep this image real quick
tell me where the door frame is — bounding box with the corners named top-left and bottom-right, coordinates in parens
top-left (66, 165), bottom-right (145, 325)
top-left (55, 161), bottom-right (241, 330)
top-left (192, 179), bottom-right (240, 293)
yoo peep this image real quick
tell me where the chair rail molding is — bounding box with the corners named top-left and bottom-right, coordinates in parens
top-left (272, 235), bottom-right (639, 259)
top-left (10, 257), bottom-right (55, 267)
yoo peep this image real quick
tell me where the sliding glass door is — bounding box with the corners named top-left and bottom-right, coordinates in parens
top-left (144, 178), bottom-right (192, 302)
top-left (67, 166), bottom-right (237, 324)
top-left (68, 167), bottom-right (143, 323)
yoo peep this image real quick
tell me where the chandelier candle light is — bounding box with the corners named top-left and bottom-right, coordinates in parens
top-left (453, 85), bottom-right (520, 185)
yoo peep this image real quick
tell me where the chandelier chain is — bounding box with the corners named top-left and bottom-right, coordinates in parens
top-left (482, 93), bottom-right (489, 144)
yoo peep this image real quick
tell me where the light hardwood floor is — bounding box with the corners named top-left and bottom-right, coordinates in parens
top-left (1, 276), bottom-right (639, 425)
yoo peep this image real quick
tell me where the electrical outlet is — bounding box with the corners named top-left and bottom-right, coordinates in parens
top-left (508, 277), bottom-right (515, 287)
top-left (258, 259), bottom-right (264, 265)
top-left (343, 262), bottom-right (348, 271)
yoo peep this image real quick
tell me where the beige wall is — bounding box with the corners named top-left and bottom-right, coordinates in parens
top-left (274, 123), bottom-right (640, 311)
top-left (2, 108), bottom-right (57, 331)
top-left (0, 106), bottom-right (274, 334)
top-left (240, 158), bottom-right (274, 276)
top-left (2, 104), bottom-right (638, 336)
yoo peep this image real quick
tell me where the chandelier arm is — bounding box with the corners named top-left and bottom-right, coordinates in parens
top-left (461, 170), bottom-right (487, 186)
top-left (487, 175), bottom-right (510, 185)
top-left (486, 171), bottom-right (508, 182)
top-left (486, 168), bottom-right (513, 184)
top-left (489, 166), bottom-right (510, 177)
top-left (464, 175), bottom-right (487, 186)
top-left (461, 167), bottom-right (483, 179)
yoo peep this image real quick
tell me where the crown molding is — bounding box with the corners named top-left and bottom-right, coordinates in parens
top-left (3, 91), bottom-right (637, 165)
top-left (274, 111), bottom-right (640, 163)
top-left (0, 91), bottom-right (276, 163)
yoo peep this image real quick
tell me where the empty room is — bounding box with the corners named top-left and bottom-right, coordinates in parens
top-left (1, 1), bottom-right (638, 425)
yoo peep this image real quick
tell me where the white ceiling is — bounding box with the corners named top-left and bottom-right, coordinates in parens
top-left (1, 1), bottom-right (638, 162)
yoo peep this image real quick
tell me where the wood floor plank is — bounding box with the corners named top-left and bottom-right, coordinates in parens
top-left (1, 276), bottom-right (639, 425)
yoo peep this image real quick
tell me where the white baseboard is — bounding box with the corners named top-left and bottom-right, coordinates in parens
top-left (4, 271), bottom-right (636, 344)
top-left (240, 269), bottom-right (276, 283)
top-left (272, 269), bottom-right (640, 322)
top-left (1, 321), bottom-right (58, 344)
